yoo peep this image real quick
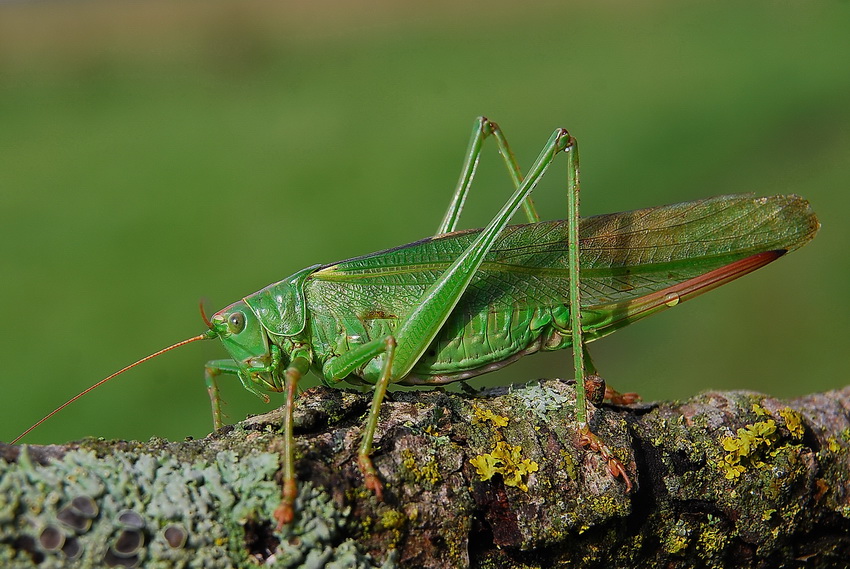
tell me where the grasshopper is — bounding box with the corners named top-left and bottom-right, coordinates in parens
top-left (13, 118), bottom-right (819, 526)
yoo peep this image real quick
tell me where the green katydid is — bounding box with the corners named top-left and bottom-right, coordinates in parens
top-left (12, 117), bottom-right (819, 527)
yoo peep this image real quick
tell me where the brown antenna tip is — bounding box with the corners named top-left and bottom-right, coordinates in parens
top-left (10, 333), bottom-right (212, 445)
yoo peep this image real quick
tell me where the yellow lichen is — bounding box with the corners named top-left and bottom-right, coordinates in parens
top-left (717, 401), bottom-right (811, 482)
top-left (560, 449), bottom-right (578, 481)
top-left (470, 441), bottom-right (539, 492)
top-left (719, 418), bottom-right (777, 479)
top-left (778, 408), bottom-right (804, 439)
top-left (471, 406), bottom-right (509, 427)
top-left (470, 453), bottom-right (502, 481)
top-left (828, 437), bottom-right (841, 453)
top-left (402, 450), bottom-right (416, 471)
top-left (663, 529), bottom-right (690, 554)
top-left (418, 461), bottom-right (441, 485)
top-left (381, 509), bottom-right (406, 530)
top-left (401, 448), bottom-right (441, 485)
top-left (697, 525), bottom-right (728, 557)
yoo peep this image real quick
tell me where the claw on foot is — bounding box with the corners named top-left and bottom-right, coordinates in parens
top-left (274, 503), bottom-right (293, 530)
top-left (358, 454), bottom-right (384, 501)
top-left (603, 385), bottom-right (641, 406)
top-left (274, 478), bottom-right (298, 530)
top-left (579, 427), bottom-right (633, 493)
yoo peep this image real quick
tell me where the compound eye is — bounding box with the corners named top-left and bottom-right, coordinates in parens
top-left (227, 312), bottom-right (246, 334)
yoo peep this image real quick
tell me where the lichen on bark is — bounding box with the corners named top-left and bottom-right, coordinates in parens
top-left (1, 379), bottom-right (848, 568)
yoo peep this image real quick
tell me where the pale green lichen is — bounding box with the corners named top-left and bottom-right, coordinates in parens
top-left (0, 446), bottom-right (391, 569)
top-left (510, 381), bottom-right (570, 422)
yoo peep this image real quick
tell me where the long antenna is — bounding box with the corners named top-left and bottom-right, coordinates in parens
top-left (10, 333), bottom-right (212, 445)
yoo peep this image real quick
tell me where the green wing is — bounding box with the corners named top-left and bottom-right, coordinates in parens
top-left (309, 194), bottom-right (818, 338)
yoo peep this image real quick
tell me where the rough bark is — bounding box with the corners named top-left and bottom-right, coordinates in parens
top-left (1, 379), bottom-right (848, 569)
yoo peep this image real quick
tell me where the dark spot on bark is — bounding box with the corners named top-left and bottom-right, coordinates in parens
top-left (669, 449), bottom-right (705, 475)
top-left (62, 536), bottom-right (82, 559)
top-left (243, 518), bottom-right (279, 563)
top-left (471, 482), bottom-right (521, 547)
top-left (163, 524), bottom-right (188, 549)
top-left (15, 534), bottom-right (44, 564)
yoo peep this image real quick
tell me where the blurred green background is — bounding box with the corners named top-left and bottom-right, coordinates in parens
top-left (1, 0), bottom-right (847, 444)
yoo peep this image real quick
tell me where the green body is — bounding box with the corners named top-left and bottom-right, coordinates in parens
top-left (199, 118), bottom-right (818, 523)
top-left (234, 194), bottom-right (817, 389)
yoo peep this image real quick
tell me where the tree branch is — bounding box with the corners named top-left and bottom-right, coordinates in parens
top-left (2, 379), bottom-right (848, 568)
